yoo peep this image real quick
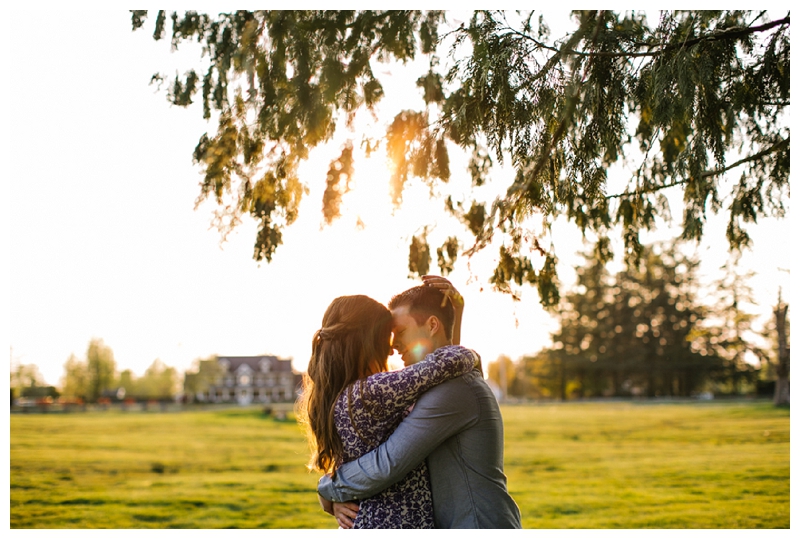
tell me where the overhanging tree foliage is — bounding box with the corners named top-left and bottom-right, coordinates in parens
top-left (131, 10), bottom-right (789, 306)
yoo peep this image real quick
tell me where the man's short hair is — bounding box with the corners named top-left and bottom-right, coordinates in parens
top-left (388, 285), bottom-right (454, 340)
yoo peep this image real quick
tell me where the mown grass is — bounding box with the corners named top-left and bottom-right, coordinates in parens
top-left (10, 408), bottom-right (324, 529)
top-left (502, 401), bottom-right (789, 528)
top-left (10, 400), bottom-right (789, 528)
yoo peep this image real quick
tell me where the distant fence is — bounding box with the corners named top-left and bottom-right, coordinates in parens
top-left (10, 399), bottom-right (297, 415)
top-left (13, 394), bottom-right (776, 414)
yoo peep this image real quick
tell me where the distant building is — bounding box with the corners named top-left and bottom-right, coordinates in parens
top-left (186, 355), bottom-right (301, 406)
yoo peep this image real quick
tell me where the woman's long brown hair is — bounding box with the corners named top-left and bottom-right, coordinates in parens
top-left (297, 295), bottom-right (392, 474)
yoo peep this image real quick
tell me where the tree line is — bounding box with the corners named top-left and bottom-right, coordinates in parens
top-left (488, 240), bottom-right (789, 403)
top-left (11, 345), bottom-right (227, 406)
top-left (61, 339), bottom-right (180, 402)
top-left (11, 239), bottom-right (789, 406)
top-left (11, 339), bottom-right (180, 404)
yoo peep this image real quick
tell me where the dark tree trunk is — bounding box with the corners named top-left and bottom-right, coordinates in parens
top-left (647, 371), bottom-right (656, 398)
top-left (773, 298), bottom-right (790, 406)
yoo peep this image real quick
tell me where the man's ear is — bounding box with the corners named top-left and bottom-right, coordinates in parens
top-left (426, 315), bottom-right (441, 337)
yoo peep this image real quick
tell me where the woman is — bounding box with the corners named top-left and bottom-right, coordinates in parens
top-left (298, 290), bottom-right (475, 528)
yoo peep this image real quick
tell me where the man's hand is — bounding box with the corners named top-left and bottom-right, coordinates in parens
top-left (333, 501), bottom-right (359, 529)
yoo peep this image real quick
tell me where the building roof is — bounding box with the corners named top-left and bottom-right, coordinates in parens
top-left (217, 355), bottom-right (293, 373)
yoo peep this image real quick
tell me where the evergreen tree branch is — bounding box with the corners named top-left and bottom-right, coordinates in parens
top-left (511, 11), bottom-right (603, 199)
top-left (606, 137), bottom-right (790, 199)
top-left (748, 10), bottom-right (769, 27)
top-left (507, 14), bottom-right (790, 59)
top-left (499, 25), bottom-right (560, 54)
top-left (465, 12), bottom-right (604, 259)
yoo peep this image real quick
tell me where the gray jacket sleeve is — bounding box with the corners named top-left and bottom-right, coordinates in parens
top-left (317, 374), bottom-right (478, 502)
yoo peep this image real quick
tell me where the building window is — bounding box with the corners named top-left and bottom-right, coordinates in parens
top-left (239, 374), bottom-right (250, 386)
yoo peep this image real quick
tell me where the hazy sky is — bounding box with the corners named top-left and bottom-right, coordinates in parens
top-left (4, 10), bottom-right (793, 387)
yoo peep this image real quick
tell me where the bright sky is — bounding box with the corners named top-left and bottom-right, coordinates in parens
top-left (3, 10), bottom-right (793, 388)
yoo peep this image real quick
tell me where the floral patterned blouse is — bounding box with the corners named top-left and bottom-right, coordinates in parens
top-left (333, 345), bottom-right (477, 529)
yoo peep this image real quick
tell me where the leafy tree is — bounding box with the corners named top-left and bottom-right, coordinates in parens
top-left (516, 349), bottom-right (563, 399)
top-left (131, 10), bottom-right (789, 304)
top-left (86, 338), bottom-right (117, 402)
top-left (59, 353), bottom-right (89, 400)
top-left (183, 356), bottom-right (225, 402)
top-left (60, 340), bottom-right (117, 402)
top-left (10, 363), bottom-right (46, 400)
top-left (487, 354), bottom-right (521, 398)
top-left (135, 358), bottom-right (180, 400)
top-left (118, 369), bottom-right (137, 397)
top-left (11, 363), bottom-right (44, 390)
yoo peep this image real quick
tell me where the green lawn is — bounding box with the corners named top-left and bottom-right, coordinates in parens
top-left (10, 400), bottom-right (789, 528)
top-left (501, 401), bottom-right (789, 528)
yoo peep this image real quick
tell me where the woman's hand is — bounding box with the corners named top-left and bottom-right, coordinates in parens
top-left (422, 275), bottom-right (464, 311)
top-left (422, 275), bottom-right (464, 345)
top-left (333, 501), bottom-right (359, 529)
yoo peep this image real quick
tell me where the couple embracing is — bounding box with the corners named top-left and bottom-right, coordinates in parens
top-left (298, 276), bottom-right (522, 529)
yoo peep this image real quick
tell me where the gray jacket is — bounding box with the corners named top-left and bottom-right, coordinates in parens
top-left (318, 369), bottom-right (522, 529)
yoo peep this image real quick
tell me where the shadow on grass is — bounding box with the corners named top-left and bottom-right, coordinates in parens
top-left (133, 513), bottom-right (174, 523)
top-left (59, 498), bottom-right (107, 506)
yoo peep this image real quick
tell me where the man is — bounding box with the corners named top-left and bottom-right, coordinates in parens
top-left (317, 278), bottom-right (522, 529)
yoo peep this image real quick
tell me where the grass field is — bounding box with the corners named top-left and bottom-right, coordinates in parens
top-left (10, 400), bottom-right (789, 528)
